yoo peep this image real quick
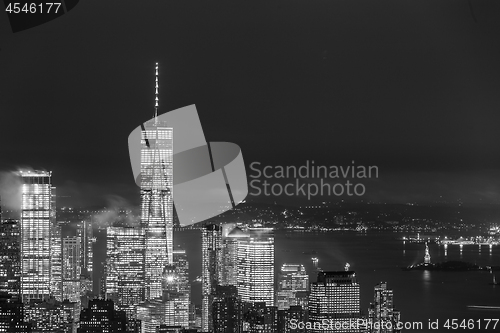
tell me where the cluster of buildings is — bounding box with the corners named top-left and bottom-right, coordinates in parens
top-left (0, 170), bottom-right (96, 332)
top-left (200, 223), bottom-right (402, 333)
top-left (0, 64), bottom-right (402, 332)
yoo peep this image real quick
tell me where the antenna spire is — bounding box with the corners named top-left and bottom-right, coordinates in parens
top-left (155, 62), bottom-right (159, 123)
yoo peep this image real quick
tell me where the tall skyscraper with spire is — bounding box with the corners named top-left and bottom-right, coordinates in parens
top-left (19, 170), bottom-right (53, 303)
top-left (201, 224), bottom-right (223, 332)
top-left (141, 63), bottom-right (174, 300)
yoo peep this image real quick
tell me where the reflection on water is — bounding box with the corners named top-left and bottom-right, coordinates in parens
top-left (423, 270), bottom-right (431, 283)
top-left (171, 230), bottom-right (500, 333)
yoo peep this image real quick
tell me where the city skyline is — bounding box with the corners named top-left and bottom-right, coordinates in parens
top-left (1, 1), bottom-right (500, 331)
top-left (3, 2), bottom-right (500, 207)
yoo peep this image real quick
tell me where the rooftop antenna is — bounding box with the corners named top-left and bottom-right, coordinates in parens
top-left (155, 62), bottom-right (159, 124)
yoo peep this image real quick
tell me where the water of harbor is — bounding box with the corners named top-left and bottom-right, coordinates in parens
top-left (96, 229), bottom-right (500, 332)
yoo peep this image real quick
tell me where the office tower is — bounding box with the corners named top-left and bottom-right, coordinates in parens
top-left (62, 236), bottom-right (81, 305)
top-left (309, 271), bottom-right (361, 333)
top-left (161, 262), bottom-right (189, 328)
top-left (276, 264), bottom-right (308, 311)
top-left (99, 267), bottom-right (107, 300)
top-left (141, 63), bottom-right (174, 300)
top-left (76, 220), bottom-right (95, 294)
top-left (0, 294), bottom-right (31, 332)
top-left (237, 227), bottom-right (275, 307)
top-left (172, 248), bottom-right (190, 298)
top-left (201, 224), bottom-right (223, 332)
top-left (78, 299), bottom-right (127, 333)
top-left (50, 223), bottom-right (63, 301)
top-left (368, 282), bottom-right (401, 333)
top-left (24, 298), bottom-right (78, 333)
top-left (136, 299), bottom-right (163, 333)
top-left (162, 296), bottom-right (189, 328)
top-left (244, 302), bottom-right (277, 333)
top-left (212, 285), bottom-right (244, 333)
top-left (0, 219), bottom-right (21, 301)
top-left (19, 170), bottom-right (52, 303)
top-left (221, 225), bottom-right (245, 287)
top-left (106, 226), bottom-right (145, 320)
top-left (278, 306), bottom-right (307, 333)
top-left (158, 248), bottom-right (190, 328)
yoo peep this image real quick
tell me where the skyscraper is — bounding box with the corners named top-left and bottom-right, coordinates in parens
top-left (160, 248), bottom-right (190, 328)
top-left (76, 220), bottom-right (95, 295)
top-left (136, 299), bottom-right (163, 333)
top-left (237, 227), bottom-right (275, 307)
top-left (106, 226), bottom-right (146, 319)
top-left (78, 299), bottom-right (127, 333)
top-left (0, 219), bottom-right (21, 301)
top-left (172, 248), bottom-right (190, 299)
top-left (244, 302), bottom-right (278, 333)
top-left (276, 264), bottom-right (308, 311)
top-left (277, 305), bottom-right (307, 333)
top-left (50, 223), bottom-right (63, 301)
top-left (0, 294), bottom-right (31, 332)
top-left (24, 298), bottom-right (78, 333)
top-left (308, 271), bottom-right (361, 333)
top-left (368, 282), bottom-right (401, 333)
top-left (212, 285), bottom-right (244, 333)
top-left (19, 170), bottom-right (52, 303)
top-left (220, 224), bottom-right (245, 287)
top-left (201, 224), bottom-right (223, 332)
top-left (62, 236), bottom-right (81, 304)
top-left (141, 63), bottom-right (174, 300)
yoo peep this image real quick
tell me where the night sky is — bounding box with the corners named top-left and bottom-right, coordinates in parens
top-left (2, 1), bottom-right (500, 207)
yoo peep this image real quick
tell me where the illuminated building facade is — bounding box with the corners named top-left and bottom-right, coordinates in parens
top-left (159, 248), bottom-right (190, 328)
top-left (106, 227), bottom-right (145, 319)
top-left (0, 295), bottom-right (30, 332)
top-left (277, 305), bottom-right (307, 333)
top-left (237, 227), bottom-right (275, 307)
top-left (76, 220), bottom-right (95, 294)
top-left (62, 236), bottom-right (81, 305)
top-left (221, 225), bottom-right (245, 287)
top-left (368, 282), bottom-right (401, 333)
top-left (141, 63), bottom-right (174, 300)
top-left (136, 299), bottom-right (163, 333)
top-left (24, 298), bottom-right (77, 333)
top-left (201, 224), bottom-right (223, 332)
top-left (245, 302), bottom-right (277, 333)
top-left (0, 220), bottom-right (21, 301)
top-left (309, 271), bottom-right (361, 333)
top-left (78, 299), bottom-right (127, 333)
top-left (276, 264), bottom-right (308, 311)
top-left (50, 223), bottom-right (62, 301)
top-left (212, 285), bottom-right (243, 333)
top-left (19, 170), bottom-right (52, 303)
top-left (172, 248), bottom-right (190, 298)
